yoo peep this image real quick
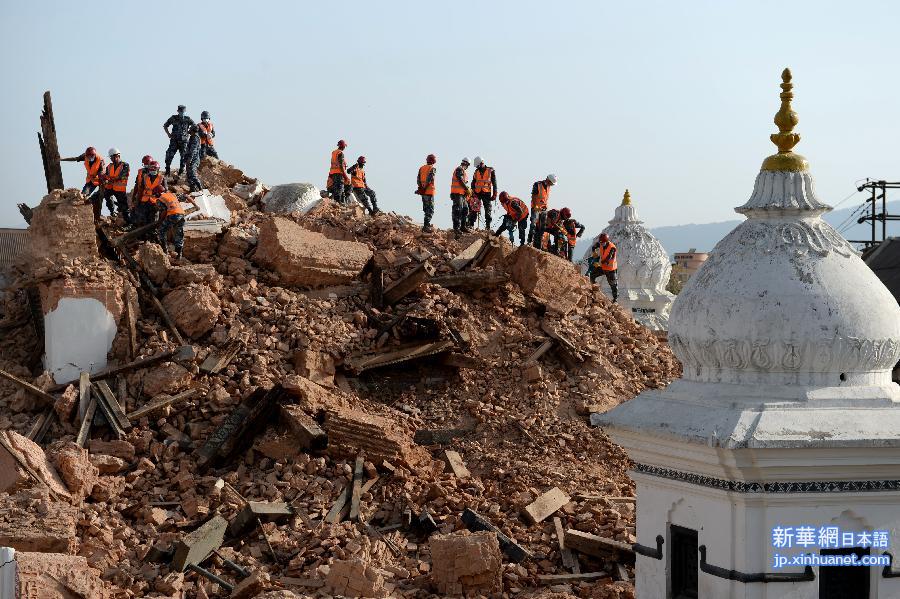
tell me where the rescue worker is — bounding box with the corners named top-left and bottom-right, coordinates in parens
top-left (466, 188), bottom-right (482, 229)
top-left (347, 156), bottom-right (379, 215)
top-left (102, 148), bottom-right (130, 223)
top-left (153, 185), bottom-right (187, 260)
top-left (61, 146), bottom-right (105, 202)
top-left (327, 140), bottom-right (350, 204)
top-left (591, 232), bottom-right (618, 302)
top-left (163, 104), bottom-right (195, 181)
top-left (527, 174), bottom-right (557, 244)
top-left (470, 156), bottom-right (497, 230)
top-left (450, 157), bottom-right (471, 236)
top-left (493, 191), bottom-right (529, 246)
top-left (415, 154), bottom-right (437, 232)
top-left (130, 155), bottom-right (155, 215)
top-left (560, 207), bottom-right (585, 261)
top-left (134, 161), bottom-right (165, 226)
top-left (198, 111), bottom-right (218, 160)
top-left (185, 125), bottom-right (202, 192)
top-left (532, 207), bottom-right (564, 253)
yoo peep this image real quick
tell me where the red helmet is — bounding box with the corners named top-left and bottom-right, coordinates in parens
top-left (426, 154), bottom-right (436, 165)
top-left (85, 146), bottom-right (96, 157)
top-left (498, 191), bottom-right (509, 202)
top-left (357, 156), bottom-right (366, 165)
top-left (337, 139), bottom-right (347, 149)
top-left (142, 155), bottom-right (153, 166)
top-left (560, 207), bottom-right (572, 219)
top-left (148, 161), bottom-right (160, 172)
top-left (599, 233), bottom-right (609, 243)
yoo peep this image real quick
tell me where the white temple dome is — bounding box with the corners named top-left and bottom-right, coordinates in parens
top-left (585, 190), bottom-right (675, 330)
top-left (668, 69), bottom-right (900, 389)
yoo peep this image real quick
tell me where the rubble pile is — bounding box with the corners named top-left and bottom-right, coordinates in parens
top-left (0, 159), bottom-right (680, 598)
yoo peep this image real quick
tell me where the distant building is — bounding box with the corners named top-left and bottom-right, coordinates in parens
top-left (671, 248), bottom-right (709, 286)
top-left (0, 228), bottom-right (28, 289)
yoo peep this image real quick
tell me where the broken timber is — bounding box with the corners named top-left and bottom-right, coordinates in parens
top-left (76, 395), bottom-right (98, 447)
top-left (382, 260), bottom-right (435, 306)
top-left (91, 384), bottom-right (125, 439)
top-left (470, 236), bottom-right (502, 269)
top-left (49, 345), bottom-right (194, 392)
top-left (537, 572), bottom-right (606, 584)
top-left (110, 206), bottom-right (199, 247)
top-left (348, 454), bottom-right (365, 522)
top-left (461, 508), bottom-right (532, 563)
top-left (200, 339), bottom-right (243, 374)
top-left (172, 515), bottom-right (229, 572)
top-left (279, 405), bottom-right (327, 450)
top-left (27, 407), bottom-right (55, 444)
top-left (38, 91), bottom-right (64, 193)
top-left (522, 487), bottom-right (570, 524)
top-left (450, 238), bottom-right (486, 271)
top-left (195, 385), bottom-right (285, 470)
top-left (325, 484), bottom-right (351, 524)
top-left (429, 270), bottom-right (509, 291)
top-left (564, 529), bottom-right (636, 564)
top-left (343, 339), bottom-right (455, 374)
top-left (524, 339), bottom-right (554, 366)
top-left (128, 388), bottom-right (197, 420)
top-left (443, 450), bottom-right (470, 478)
top-left (554, 516), bottom-right (580, 573)
top-left (94, 380), bottom-right (131, 432)
top-left (227, 501), bottom-right (294, 539)
top-left (0, 367), bottom-right (56, 407)
top-left (541, 320), bottom-right (584, 363)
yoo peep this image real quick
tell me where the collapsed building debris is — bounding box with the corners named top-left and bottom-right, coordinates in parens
top-left (0, 156), bottom-right (679, 598)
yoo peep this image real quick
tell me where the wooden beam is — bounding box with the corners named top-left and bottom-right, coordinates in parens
top-left (38, 91), bottom-right (64, 193)
top-left (75, 395), bottom-right (97, 447)
top-left (227, 501), bottom-right (294, 539)
top-left (553, 517), bottom-right (579, 573)
top-left (199, 339), bottom-right (243, 375)
top-left (92, 386), bottom-right (125, 439)
top-left (564, 529), bottom-right (635, 562)
top-left (0, 368), bottom-right (56, 407)
top-left (429, 271), bottom-right (509, 291)
top-left (443, 450), bottom-right (470, 479)
top-left (343, 339), bottom-right (455, 374)
top-left (94, 380), bottom-right (131, 431)
top-left (369, 265), bottom-right (384, 309)
top-left (538, 572), bottom-right (607, 584)
top-left (471, 236), bottom-right (501, 269)
top-left (128, 388), bottom-right (196, 420)
top-left (172, 515), bottom-right (229, 572)
top-left (78, 372), bottom-right (91, 421)
top-left (382, 260), bottom-right (435, 306)
top-left (110, 206), bottom-right (198, 247)
top-left (146, 291), bottom-right (185, 346)
top-left (348, 455), bottom-right (364, 522)
top-left (461, 508), bottom-right (532, 563)
top-left (451, 238), bottom-right (485, 271)
top-left (325, 484), bottom-right (350, 524)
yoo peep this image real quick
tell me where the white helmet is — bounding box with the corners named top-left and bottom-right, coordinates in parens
top-left (473, 156), bottom-right (483, 167)
top-left (461, 157), bottom-right (470, 165)
top-left (547, 173), bottom-right (558, 184)
top-left (108, 147), bottom-right (120, 157)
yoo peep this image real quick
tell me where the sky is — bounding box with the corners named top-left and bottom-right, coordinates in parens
top-left (2, 0), bottom-right (900, 239)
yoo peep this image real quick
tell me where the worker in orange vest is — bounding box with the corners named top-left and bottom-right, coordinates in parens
top-left (130, 155), bottom-right (154, 214)
top-left (493, 191), bottom-right (529, 245)
top-left (134, 161), bottom-right (165, 227)
top-left (450, 157), bottom-right (471, 236)
top-left (347, 156), bottom-right (379, 216)
top-left (532, 207), bottom-right (564, 253)
top-left (560, 207), bottom-right (585, 261)
top-left (102, 148), bottom-right (130, 223)
top-left (469, 156), bottom-right (498, 230)
top-left (153, 185), bottom-right (188, 260)
top-left (198, 111), bottom-right (218, 160)
top-left (61, 146), bottom-right (105, 203)
top-left (415, 154), bottom-right (437, 232)
top-left (527, 174), bottom-right (557, 244)
top-left (327, 140), bottom-right (350, 204)
top-left (590, 232), bottom-right (618, 302)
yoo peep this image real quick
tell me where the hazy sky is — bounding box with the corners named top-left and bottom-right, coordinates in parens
top-left (2, 0), bottom-right (899, 239)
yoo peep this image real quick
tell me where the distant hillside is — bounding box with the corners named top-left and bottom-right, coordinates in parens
top-left (575, 201), bottom-right (900, 261)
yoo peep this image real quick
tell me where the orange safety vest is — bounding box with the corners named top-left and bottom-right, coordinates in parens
top-left (350, 165), bottom-right (366, 189)
top-left (199, 121), bottom-right (215, 145)
top-left (532, 180), bottom-right (550, 212)
top-left (450, 166), bottom-right (468, 195)
top-left (141, 172), bottom-right (164, 203)
top-left (564, 220), bottom-right (578, 247)
top-left (503, 196), bottom-right (528, 221)
top-left (472, 167), bottom-right (493, 194)
top-left (104, 162), bottom-right (127, 192)
top-left (329, 148), bottom-right (345, 175)
top-left (418, 164), bottom-right (435, 196)
top-left (598, 242), bottom-right (617, 271)
top-left (158, 192), bottom-right (185, 216)
top-left (84, 157), bottom-right (103, 185)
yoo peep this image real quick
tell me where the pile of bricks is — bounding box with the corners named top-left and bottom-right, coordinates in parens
top-left (324, 558), bottom-right (387, 598)
top-left (429, 531), bottom-right (503, 596)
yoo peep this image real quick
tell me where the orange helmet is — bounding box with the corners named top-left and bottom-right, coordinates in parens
top-left (599, 233), bottom-right (609, 243)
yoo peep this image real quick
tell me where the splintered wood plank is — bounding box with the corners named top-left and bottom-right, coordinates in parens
top-left (444, 450), bottom-right (470, 479)
top-left (95, 380), bottom-right (131, 431)
top-left (128, 389), bottom-right (196, 420)
top-left (451, 238), bottom-right (485, 271)
top-left (0, 368), bottom-right (56, 408)
top-left (564, 529), bottom-right (635, 560)
top-left (75, 395), bottom-right (97, 447)
top-left (554, 516), bottom-right (579, 573)
top-left (325, 484), bottom-right (351, 524)
top-left (78, 372), bottom-right (91, 421)
top-left (349, 455), bottom-right (365, 522)
top-left (172, 515), bottom-right (228, 572)
top-left (92, 386), bottom-right (124, 439)
top-left (523, 487), bottom-right (570, 524)
top-left (382, 261), bottom-right (435, 305)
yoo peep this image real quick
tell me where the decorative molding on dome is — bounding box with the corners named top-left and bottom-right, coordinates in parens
top-left (737, 170), bottom-right (831, 214)
top-left (634, 463), bottom-right (900, 494)
top-left (721, 218), bottom-right (857, 258)
top-left (669, 333), bottom-right (900, 377)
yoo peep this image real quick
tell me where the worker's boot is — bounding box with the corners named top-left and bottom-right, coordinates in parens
top-left (176, 247), bottom-right (183, 261)
top-left (160, 241), bottom-right (169, 254)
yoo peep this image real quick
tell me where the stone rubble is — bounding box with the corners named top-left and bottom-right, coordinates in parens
top-left (0, 159), bottom-right (679, 598)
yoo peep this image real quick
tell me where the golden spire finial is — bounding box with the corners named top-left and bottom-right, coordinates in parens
top-left (621, 189), bottom-right (632, 206)
top-left (761, 68), bottom-right (809, 171)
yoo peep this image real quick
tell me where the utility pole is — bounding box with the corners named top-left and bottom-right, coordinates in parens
top-left (849, 180), bottom-right (900, 250)
top-left (37, 91), bottom-right (64, 193)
